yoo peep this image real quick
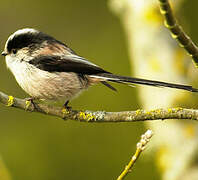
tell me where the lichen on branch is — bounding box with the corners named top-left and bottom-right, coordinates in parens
top-left (0, 91), bottom-right (198, 122)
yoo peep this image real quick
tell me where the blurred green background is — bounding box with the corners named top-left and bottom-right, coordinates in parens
top-left (0, 0), bottom-right (197, 179)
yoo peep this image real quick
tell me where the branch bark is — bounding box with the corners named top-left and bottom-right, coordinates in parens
top-left (117, 130), bottom-right (153, 180)
top-left (158, 0), bottom-right (198, 67)
top-left (1, 91), bottom-right (198, 122)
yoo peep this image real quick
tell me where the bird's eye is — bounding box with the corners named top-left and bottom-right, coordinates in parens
top-left (12, 49), bottom-right (17, 54)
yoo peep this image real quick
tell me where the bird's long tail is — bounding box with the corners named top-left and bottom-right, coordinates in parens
top-left (90, 73), bottom-right (198, 92)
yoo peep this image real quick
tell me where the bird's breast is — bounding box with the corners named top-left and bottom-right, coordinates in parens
top-left (6, 58), bottom-right (87, 101)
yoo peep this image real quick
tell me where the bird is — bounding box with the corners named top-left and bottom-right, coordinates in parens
top-left (1, 28), bottom-right (198, 108)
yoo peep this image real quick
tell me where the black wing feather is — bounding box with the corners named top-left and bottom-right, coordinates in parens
top-left (29, 55), bottom-right (109, 75)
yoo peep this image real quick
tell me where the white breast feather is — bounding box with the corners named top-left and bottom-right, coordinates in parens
top-left (5, 57), bottom-right (86, 101)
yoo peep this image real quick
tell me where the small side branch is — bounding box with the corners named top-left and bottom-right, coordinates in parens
top-left (0, 91), bottom-right (198, 122)
top-left (117, 130), bottom-right (153, 180)
top-left (158, 0), bottom-right (198, 67)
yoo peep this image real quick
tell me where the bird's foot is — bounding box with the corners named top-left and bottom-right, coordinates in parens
top-left (62, 101), bottom-right (72, 119)
top-left (63, 100), bottom-right (72, 111)
top-left (25, 98), bottom-right (36, 111)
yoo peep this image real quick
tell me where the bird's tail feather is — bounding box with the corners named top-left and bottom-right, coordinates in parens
top-left (90, 73), bottom-right (198, 92)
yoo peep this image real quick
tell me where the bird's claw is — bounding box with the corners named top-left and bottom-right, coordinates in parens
top-left (25, 98), bottom-right (36, 111)
top-left (25, 99), bottom-right (32, 110)
top-left (61, 107), bottom-right (71, 119)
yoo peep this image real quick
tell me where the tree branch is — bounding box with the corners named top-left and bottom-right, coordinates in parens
top-left (158, 0), bottom-right (198, 67)
top-left (117, 130), bottom-right (153, 180)
top-left (0, 91), bottom-right (198, 122)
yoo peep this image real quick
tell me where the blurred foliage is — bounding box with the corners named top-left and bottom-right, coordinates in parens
top-left (0, 0), bottom-right (197, 179)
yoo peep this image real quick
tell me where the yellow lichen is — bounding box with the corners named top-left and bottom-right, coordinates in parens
top-left (7, 96), bottom-right (14, 107)
top-left (135, 109), bottom-right (142, 116)
top-left (155, 109), bottom-right (162, 114)
top-left (146, 111), bottom-right (151, 115)
top-left (25, 100), bottom-right (32, 110)
top-left (79, 112), bottom-right (96, 121)
top-left (79, 112), bottom-right (86, 119)
top-left (62, 108), bottom-right (70, 118)
top-left (167, 108), bottom-right (173, 113)
top-left (175, 107), bottom-right (183, 112)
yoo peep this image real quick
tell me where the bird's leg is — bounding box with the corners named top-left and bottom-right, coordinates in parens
top-left (25, 97), bottom-right (37, 111)
top-left (61, 100), bottom-right (72, 119)
top-left (63, 100), bottom-right (72, 111)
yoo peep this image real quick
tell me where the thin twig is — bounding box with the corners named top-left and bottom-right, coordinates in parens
top-left (117, 130), bottom-right (153, 180)
top-left (158, 0), bottom-right (198, 67)
top-left (0, 91), bottom-right (198, 122)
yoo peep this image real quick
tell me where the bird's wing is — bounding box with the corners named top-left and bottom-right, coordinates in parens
top-left (29, 54), bottom-right (117, 91)
top-left (29, 54), bottom-right (109, 75)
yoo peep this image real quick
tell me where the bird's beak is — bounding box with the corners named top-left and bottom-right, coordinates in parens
top-left (1, 51), bottom-right (8, 56)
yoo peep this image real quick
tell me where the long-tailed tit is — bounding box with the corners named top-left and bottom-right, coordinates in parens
top-left (2, 28), bottom-right (198, 108)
